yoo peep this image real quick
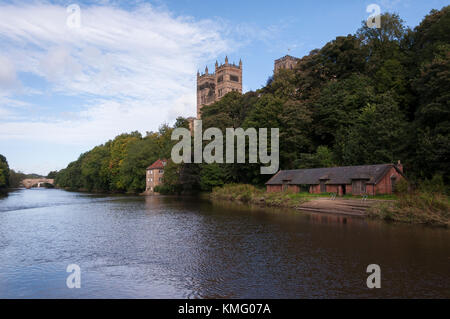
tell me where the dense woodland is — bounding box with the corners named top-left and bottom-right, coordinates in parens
top-left (0, 154), bottom-right (10, 193)
top-left (54, 8), bottom-right (449, 194)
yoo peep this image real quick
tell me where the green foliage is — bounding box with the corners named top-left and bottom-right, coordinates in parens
top-left (0, 154), bottom-right (10, 190)
top-left (46, 171), bottom-right (58, 179)
top-left (8, 170), bottom-right (44, 188)
top-left (156, 160), bottom-right (185, 194)
top-left (154, 184), bottom-right (173, 195)
top-left (55, 126), bottom-right (175, 193)
top-left (334, 93), bottom-right (408, 165)
top-left (394, 178), bottom-right (409, 194)
top-left (200, 163), bottom-right (227, 191)
top-left (297, 146), bottom-right (336, 168)
top-left (369, 191), bottom-right (450, 227)
top-left (313, 74), bottom-right (375, 145)
top-left (419, 174), bottom-right (448, 195)
top-left (211, 184), bottom-right (310, 208)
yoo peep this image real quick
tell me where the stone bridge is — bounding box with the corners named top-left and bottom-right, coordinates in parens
top-left (22, 179), bottom-right (55, 189)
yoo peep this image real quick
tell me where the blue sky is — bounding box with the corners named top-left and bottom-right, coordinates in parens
top-left (0, 0), bottom-right (448, 175)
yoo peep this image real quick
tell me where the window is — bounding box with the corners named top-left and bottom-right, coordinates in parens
top-left (230, 75), bottom-right (239, 82)
top-left (217, 75), bottom-right (223, 83)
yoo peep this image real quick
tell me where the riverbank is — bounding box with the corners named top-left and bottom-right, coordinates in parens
top-left (368, 192), bottom-right (450, 227)
top-left (211, 184), bottom-right (450, 227)
top-left (211, 184), bottom-right (311, 208)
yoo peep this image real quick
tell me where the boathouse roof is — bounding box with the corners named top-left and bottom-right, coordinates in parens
top-left (266, 164), bottom-right (404, 185)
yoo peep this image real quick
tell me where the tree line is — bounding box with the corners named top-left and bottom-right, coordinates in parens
top-left (0, 154), bottom-right (52, 192)
top-left (55, 127), bottom-right (174, 192)
top-left (0, 154), bottom-right (10, 194)
top-left (55, 8), bottom-right (449, 194)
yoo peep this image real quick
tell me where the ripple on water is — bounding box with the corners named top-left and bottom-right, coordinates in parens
top-left (0, 188), bottom-right (449, 298)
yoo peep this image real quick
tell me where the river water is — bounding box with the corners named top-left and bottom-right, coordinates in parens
top-left (0, 188), bottom-right (448, 298)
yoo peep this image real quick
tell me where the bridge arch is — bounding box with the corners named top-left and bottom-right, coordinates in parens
top-left (21, 179), bottom-right (55, 189)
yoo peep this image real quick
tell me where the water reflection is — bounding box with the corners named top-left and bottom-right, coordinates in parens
top-left (0, 189), bottom-right (449, 298)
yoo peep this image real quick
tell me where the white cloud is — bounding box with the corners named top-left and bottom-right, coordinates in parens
top-left (0, 55), bottom-right (19, 91)
top-left (0, 2), bottom-right (231, 144)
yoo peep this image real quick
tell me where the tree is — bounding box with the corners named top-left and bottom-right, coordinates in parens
top-left (356, 12), bottom-right (408, 69)
top-left (334, 93), bottom-right (408, 166)
top-left (0, 154), bottom-right (10, 191)
top-left (297, 146), bottom-right (336, 169)
top-left (46, 171), bottom-right (58, 179)
top-left (410, 6), bottom-right (450, 183)
top-left (199, 163), bottom-right (227, 191)
top-left (316, 35), bottom-right (367, 79)
top-left (313, 74), bottom-right (375, 146)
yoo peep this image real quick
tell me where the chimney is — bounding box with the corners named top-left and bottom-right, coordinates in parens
top-left (396, 160), bottom-right (403, 173)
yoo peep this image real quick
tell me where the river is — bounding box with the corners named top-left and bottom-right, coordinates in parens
top-left (0, 188), bottom-right (449, 298)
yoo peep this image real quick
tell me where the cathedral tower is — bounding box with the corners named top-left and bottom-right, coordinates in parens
top-left (196, 57), bottom-right (242, 119)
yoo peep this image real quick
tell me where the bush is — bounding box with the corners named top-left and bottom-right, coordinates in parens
top-left (154, 184), bottom-right (173, 195)
top-left (211, 184), bottom-right (310, 208)
top-left (419, 174), bottom-right (448, 195)
top-left (369, 190), bottom-right (450, 227)
top-left (394, 178), bottom-right (409, 194)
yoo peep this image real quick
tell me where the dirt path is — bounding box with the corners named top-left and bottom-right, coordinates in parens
top-left (297, 198), bottom-right (390, 216)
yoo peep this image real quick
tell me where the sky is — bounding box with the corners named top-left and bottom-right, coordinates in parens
top-left (0, 0), bottom-right (448, 175)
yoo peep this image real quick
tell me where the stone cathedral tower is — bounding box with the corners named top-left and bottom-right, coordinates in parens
top-left (196, 56), bottom-right (242, 119)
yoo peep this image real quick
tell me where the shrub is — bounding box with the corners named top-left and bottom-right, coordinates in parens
top-left (154, 184), bottom-right (173, 195)
top-left (419, 174), bottom-right (447, 195)
top-left (394, 178), bottom-right (409, 194)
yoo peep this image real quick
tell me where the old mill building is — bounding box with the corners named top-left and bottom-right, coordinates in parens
top-left (145, 159), bottom-right (167, 192)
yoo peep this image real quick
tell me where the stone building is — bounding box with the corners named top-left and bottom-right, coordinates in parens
top-left (274, 55), bottom-right (300, 74)
top-left (146, 159), bottom-right (167, 192)
top-left (266, 162), bottom-right (405, 196)
top-left (196, 56), bottom-right (242, 119)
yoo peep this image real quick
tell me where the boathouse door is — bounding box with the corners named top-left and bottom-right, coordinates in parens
top-left (391, 176), bottom-right (397, 193)
top-left (320, 181), bottom-right (326, 193)
top-left (352, 180), bottom-right (366, 195)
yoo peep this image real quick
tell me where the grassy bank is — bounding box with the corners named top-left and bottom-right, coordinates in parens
top-left (212, 184), bottom-right (450, 227)
top-left (211, 184), bottom-right (311, 208)
top-left (368, 192), bottom-right (450, 227)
